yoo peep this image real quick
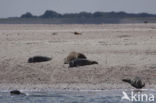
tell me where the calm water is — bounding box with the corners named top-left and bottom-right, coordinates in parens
top-left (0, 90), bottom-right (155, 103)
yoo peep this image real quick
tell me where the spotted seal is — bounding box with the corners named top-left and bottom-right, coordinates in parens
top-left (122, 77), bottom-right (145, 89)
top-left (69, 58), bottom-right (98, 67)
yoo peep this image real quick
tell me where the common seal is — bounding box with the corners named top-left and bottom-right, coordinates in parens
top-left (122, 77), bottom-right (145, 89)
top-left (74, 32), bottom-right (82, 35)
top-left (10, 90), bottom-right (25, 95)
top-left (69, 58), bottom-right (98, 67)
top-left (64, 51), bottom-right (87, 64)
top-left (28, 56), bottom-right (52, 63)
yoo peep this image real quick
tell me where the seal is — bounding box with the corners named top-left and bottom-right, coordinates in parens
top-left (122, 77), bottom-right (145, 89)
top-left (10, 90), bottom-right (25, 95)
top-left (69, 58), bottom-right (98, 67)
top-left (74, 32), bottom-right (82, 35)
top-left (28, 56), bottom-right (52, 63)
top-left (64, 51), bottom-right (87, 64)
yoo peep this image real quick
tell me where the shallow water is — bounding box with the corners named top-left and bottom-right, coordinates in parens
top-left (0, 90), bottom-right (155, 103)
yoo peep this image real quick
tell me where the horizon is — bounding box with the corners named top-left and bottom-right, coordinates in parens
top-left (0, 0), bottom-right (156, 18)
top-left (2, 10), bottom-right (156, 19)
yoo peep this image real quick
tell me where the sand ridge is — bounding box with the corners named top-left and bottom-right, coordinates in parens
top-left (0, 24), bottom-right (156, 91)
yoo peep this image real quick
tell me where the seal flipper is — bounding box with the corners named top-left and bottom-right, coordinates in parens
top-left (122, 78), bottom-right (131, 84)
top-left (91, 61), bottom-right (98, 64)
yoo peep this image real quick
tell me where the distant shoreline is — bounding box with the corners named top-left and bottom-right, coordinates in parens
top-left (0, 17), bottom-right (156, 24)
top-left (1, 10), bottom-right (156, 24)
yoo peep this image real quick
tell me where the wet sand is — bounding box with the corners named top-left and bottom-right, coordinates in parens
top-left (0, 24), bottom-right (156, 91)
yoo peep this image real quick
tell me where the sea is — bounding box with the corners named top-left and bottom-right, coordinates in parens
top-left (0, 89), bottom-right (155, 103)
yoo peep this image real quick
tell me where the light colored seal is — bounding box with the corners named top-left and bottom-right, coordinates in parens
top-left (64, 51), bottom-right (87, 64)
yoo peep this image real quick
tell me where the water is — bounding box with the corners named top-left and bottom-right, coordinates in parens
top-left (0, 90), bottom-right (155, 103)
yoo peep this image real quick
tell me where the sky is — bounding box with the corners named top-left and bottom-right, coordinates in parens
top-left (0, 0), bottom-right (156, 18)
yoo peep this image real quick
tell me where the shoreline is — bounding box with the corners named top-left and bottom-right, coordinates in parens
top-left (0, 83), bottom-right (155, 91)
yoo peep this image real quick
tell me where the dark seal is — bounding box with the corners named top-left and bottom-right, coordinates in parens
top-left (69, 58), bottom-right (98, 67)
top-left (122, 77), bottom-right (145, 89)
top-left (28, 56), bottom-right (52, 63)
top-left (10, 90), bottom-right (25, 95)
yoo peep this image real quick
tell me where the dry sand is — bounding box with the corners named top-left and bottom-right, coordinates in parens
top-left (0, 24), bottom-right (156, 91)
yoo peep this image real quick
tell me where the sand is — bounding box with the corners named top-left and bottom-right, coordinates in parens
top-left (0, 24), bottom-right (156, 91)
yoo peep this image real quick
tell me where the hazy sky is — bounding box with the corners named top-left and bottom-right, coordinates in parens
top-left (0, 0), bottom-right (156, 18)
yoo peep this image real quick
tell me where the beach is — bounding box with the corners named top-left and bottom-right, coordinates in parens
top-left (0, 24), bottom-right (156, 91)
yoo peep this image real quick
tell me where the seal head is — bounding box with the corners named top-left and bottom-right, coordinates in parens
top-left (64, 51), bottom-right (87, 64)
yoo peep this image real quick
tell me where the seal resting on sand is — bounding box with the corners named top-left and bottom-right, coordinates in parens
top-left (10, 90), bottom-right (25, 95)
top-left (69, 58), bottom-right (98, 67)
top-left (28, 56), bottom-right (52, 63)
top-left (74, 32), bottom-right (82, 35)
top-left (122, 77), bottom-right (145, 89)
top-left (64, 51), bottom-right (87, 64)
